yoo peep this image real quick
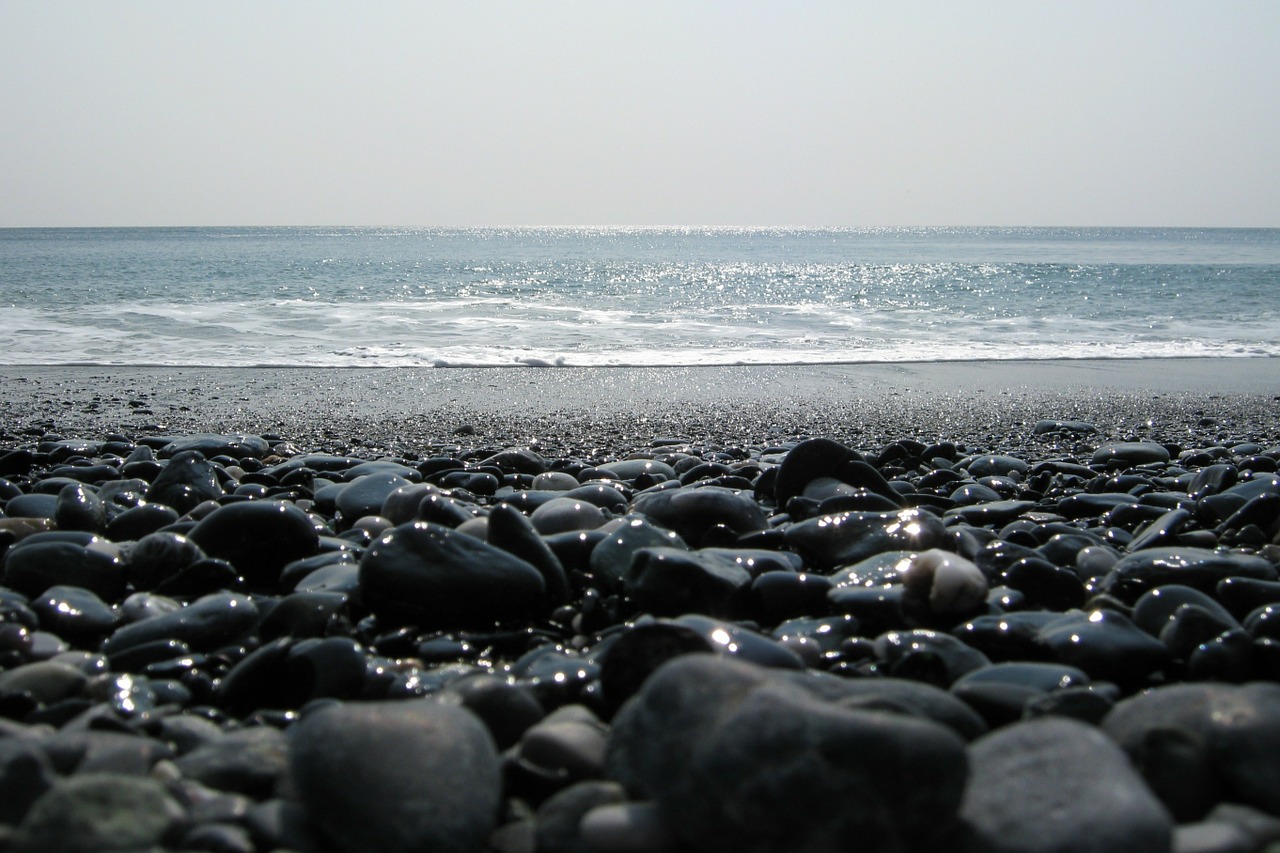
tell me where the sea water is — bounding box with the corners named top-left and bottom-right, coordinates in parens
top-left (2, 226), bottom-right (1278, 368)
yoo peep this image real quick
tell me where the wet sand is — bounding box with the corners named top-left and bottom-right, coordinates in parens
top-left (2, 358), bottom-right (1278, 455)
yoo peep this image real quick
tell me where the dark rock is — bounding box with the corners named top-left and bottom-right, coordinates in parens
top-left (102, 591), bottom-right (259, 657)
top-left (1102, 547), bottom-right (1277, 601)
top-left (959, 717), bottom-right (1173, 853)
top-left (630, 486), bottom-right (770, 547)
top-left (188, 500), bottom-right (320, 590)
top-left (173, 726), bottom-right (289, 799)
top-left (30, 585), bottom-right (119, 646)
top-left (785, 507), bottom-right (947, 572)
top-left (606, 654), bottom-right (969, 853)
top-left (10, 773), bottom-right (186, 853)
top-left (624, 547), bottom-right (753, 618)
top-left (54, 483), bottom-right (106, 533)
top-left (2, 540), bottom-right (126, 601)
top-left (1036, 609), bottom-right (1171, 686)
top-left (1103, 682), bottom-right (1280, 819)
top-left (147, 450), bottom-right (224, 513)
top-left (289, 699), bottom-right (502, 853)
top-left (359, 521), bottom-right (546, 629)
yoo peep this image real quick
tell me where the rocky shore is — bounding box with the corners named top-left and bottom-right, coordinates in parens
top-left (2, 361), bottom-right (1280, 852)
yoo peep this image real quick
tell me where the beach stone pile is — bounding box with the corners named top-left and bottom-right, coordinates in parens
top-left (2, 424), bottom-right (1280, 852)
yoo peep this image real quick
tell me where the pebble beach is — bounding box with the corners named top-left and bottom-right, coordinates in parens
top-left (3, 358), bottom-right (1280, 852)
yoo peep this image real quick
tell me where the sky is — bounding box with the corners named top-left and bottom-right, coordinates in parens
top-left (2, 2), bottom-right (1278, 228)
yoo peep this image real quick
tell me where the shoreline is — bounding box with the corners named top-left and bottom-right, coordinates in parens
top-left (3, 358), bottom-right (1278, 455)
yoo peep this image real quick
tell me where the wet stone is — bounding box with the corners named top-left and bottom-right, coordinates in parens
top-left (359, 521), bottom-right (546, 629)
top-left (188, 500), bottom-right (320, 590)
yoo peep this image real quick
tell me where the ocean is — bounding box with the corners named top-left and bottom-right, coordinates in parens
top-left (2, 226), bottom-right (1278, 368)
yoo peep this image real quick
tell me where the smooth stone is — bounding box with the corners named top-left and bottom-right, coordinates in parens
top-left (595, 621), bottom-right (717, 711)
top-left (950, 662), bottom-right (1091, 726)
top-left (578, 801), bottom-right (680, 853)
top-left (624, 547), bottom-right (753, 618)
top-left (9, 773), bottom-right (186, 853)
top-left (359, 521), bottom-right (546, 628)
top-left (1057, 491), bottom-right (1140, 518)
top-left (1033, 419), bottom-right (1098, 435)
top-left (2, 493), bottom-right (59, 520)
top-left (289, 699), bottom-right (502, 853)
top-left (1217, 576), bottom-right (1280, 618)
top-left (30, 585), bottom-right (119, 645)
top-left (1103, 682), bottom-right (1280, 819)
top-left (945, 499), bottom-right (1037, 526)
top-left (480, 447), bottom-right (547, 475)
top-left (596, 459), bottom-right (677, 481)
top-left (1036, 609), bottom-right (1171, 686)
top-left (749, 570), bottom-right (834, 623)
top-left (773, 438), bottom-right (902, 506)
top-left (672, 614), bottom-right (806, 670)
top-left (54, 483), bottom-right (106, 533)
top-left (1092, 441), bottom-right (1173, 466)
top-left (437, 673), bottom-right (546, 751)
top-left (1021, 684), bottom-right (1118, 725)
top-left (534, 781), bottom-right (628, 853)
top-left (104, 503), bottom-right (180, 541)
top-left (829, 550), bottom-right (914, 588)
top-left (146, 450), bottom-right (224, 513)
top-left (1128, 508), bottom-right (1194, 551)
top-left (334, 473), bottom-right (413, 526)
top-left (529, 497), bottom-right (608, 535)
top-left (2, 540), bottom-right (126, 601)
top-left (258, 591), bottom-right (349, 640)
top-left (515, 709), bottom-right (609, 787)
top-left (531, 471), bottom-right (580, 491)
top-left (962, 454), bottom-right (1029, 478)
top-left (785, 507), bottom-right (948, 572)
top-left (485, 503), bottom-right (571, 604)
top-left (1134, 584), bottom-right (1241, 636)
top-left (102, 591), bottom-right (259, 657)
top-left (588, 516), bottom-right (687, 586)
top-left (172, 726), bottom-right (289, 799)
top-left (379, 482), bottom-right (439, 525)
top-left (630, 485), bottom-right (769, 547)
top-left (0, 660), bottom-right (89, 704)
top-left (948, 482), bottom-right (1004, 505)
top-left (1002, 556), bottom-right (1087, 610)
top-left (188, 500), bottom-right (320, 590)
top-left (901, 548), bottom-right (989, 617)
top-left (605, 654), bottom-right (969, 853)
top-left (159, 433), bottom-right (270, 459)
top-left (959, 717), bottom-right (1173, 853)
top-left (216, 636), bottom-right (368, 715)
top-left (1102, 547), bottom-right (1278, 601)
top-left (952, 611), bottom-right (1063, 663)
top-left (0, 737), bottom-right (56, 825)
top-left (873, 628), bottom-right (992, 686)
top-left (771, 614), bottom-right (861, 665)
top-left (416, 491), bottom-right (475, 528)
top-left (125, 531), bottom-right (207, 590)
top-left (562, 485), bottom-right (630, 513)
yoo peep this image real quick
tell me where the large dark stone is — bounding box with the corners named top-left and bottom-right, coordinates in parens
top-left (289, 699), bottom-right (501, 853)
top-left (359, 521), bottom-right (546, 629)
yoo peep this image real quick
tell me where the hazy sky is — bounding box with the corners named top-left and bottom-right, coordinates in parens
top-left (3, 2), bottom-right (1278, 227)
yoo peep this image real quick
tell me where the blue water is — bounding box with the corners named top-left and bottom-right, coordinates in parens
top-left (2, 226), bottom-right (1278, 367)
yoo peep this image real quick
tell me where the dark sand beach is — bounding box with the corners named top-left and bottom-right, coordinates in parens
top-left (4, 358), bottom-right (1279, 452)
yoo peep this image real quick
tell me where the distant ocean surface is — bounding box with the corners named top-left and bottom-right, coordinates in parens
top-left (2, 226), bottom-right (1278, 368)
